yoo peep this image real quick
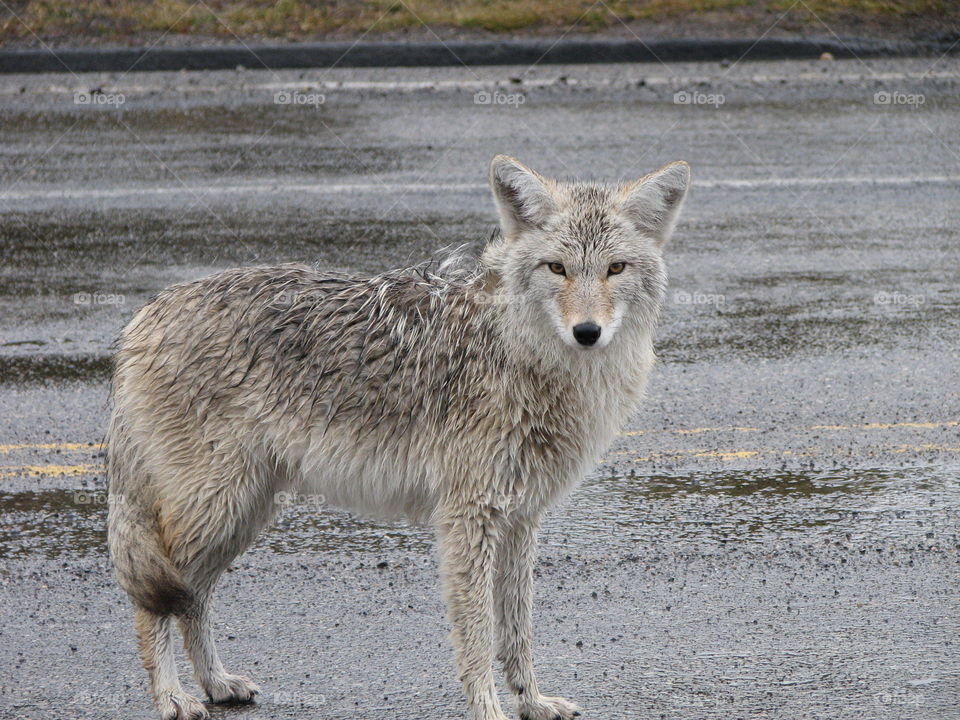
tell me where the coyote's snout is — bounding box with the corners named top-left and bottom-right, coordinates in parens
top-left (107, 155), bottom-right (690, 720)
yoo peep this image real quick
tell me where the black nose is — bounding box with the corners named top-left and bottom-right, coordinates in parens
top-left (572, 322), bottom-right (602, 346)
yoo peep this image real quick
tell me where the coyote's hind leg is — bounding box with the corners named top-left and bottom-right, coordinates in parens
top-left (178, 594), bottom-right (260, 704)
top-left (135, 608), bottom-right (208, 720)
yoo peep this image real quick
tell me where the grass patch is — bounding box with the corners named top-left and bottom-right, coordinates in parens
top-left (0, 0), bottom-right (955, 42)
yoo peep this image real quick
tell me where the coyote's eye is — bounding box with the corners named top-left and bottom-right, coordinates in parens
top-left (608, 262), bottom-right (626, 276)
top-left (547, 262), bottom-right (566, 276)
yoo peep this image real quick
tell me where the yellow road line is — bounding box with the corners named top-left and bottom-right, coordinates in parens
top-left (0, 442), bottom-right (96, 453)
top-left (1, 419), bottom-right (957, 477)
top-left (0, 463), bottom-right (101, 478)
top-left (2, 440), bottom-right (959, 479)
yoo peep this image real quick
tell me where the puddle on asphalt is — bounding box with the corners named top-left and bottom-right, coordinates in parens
top-left (554, 467), bottom-right (958, 551)
top-left (0, 353), bottom-right (113, 384)
top-left (0, 209), bottom-right (488, 286)
top-left (1, 466), bottom-right (955, 560)
top-left (656, 300), bottom-right (959, 363)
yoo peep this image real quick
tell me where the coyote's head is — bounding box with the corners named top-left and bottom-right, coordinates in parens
top-left (483, 155), bottom-right (690, 351)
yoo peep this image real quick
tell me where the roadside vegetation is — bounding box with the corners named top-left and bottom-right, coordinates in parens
top-left (1, 0), bottom-right (956, 44)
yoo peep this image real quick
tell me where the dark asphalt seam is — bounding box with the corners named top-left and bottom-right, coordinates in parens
top-left (1, 37), bottom-right (958, 74)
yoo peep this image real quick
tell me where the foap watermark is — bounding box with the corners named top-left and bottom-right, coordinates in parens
top-left (274, 491), bottom-right (327, 512)
top-left (673, 289), bottom-right (726, 306)
top-left (73, 291), bottom-right (126, 307)
top-left (274, 90), bottom-right (326, 108)
top-left (266, 690), bottom-right (328, 707)
top-left (480, 489), bottom-right (525, 511)
top-left (470, 289), bottom-right (529, 306)
top-left (874, 290), bottom-right (925, 307)
top-left (71, 688), bottom-right (125, 706)
top-left (474, 90), bottom-right (526, 107)
top-left (873, 90), bottom-right (925, 108)
top-left (73, 490), bottom-right (124, 507)
top-left (673, 90), bottom-right (725, 108)
top-left (275, 289), bottom-right (325, 305)
top-left (74, 90), bottom-right (125, 107)
top-left (873, 688), bottom-right (925, 707)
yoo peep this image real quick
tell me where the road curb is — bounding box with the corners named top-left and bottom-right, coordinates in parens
top-left (0, 36), bottom-right (956, 74)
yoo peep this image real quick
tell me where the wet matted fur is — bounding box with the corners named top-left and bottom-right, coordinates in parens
top-left (107, 155), bottom-right (691, 720)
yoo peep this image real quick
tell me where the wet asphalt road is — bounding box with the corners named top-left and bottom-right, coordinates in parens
top-left (1, 57), bottom-right (959, 719)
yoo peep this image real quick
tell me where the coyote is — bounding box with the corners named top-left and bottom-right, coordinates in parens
top-left (107, 155), bottom-right (690, 720)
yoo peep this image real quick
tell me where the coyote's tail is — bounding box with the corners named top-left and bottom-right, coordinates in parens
top-left (107, 497), bottom-right (194, 616)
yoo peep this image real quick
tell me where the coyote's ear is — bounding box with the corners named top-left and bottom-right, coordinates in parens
top-left (489, 155), bottom-right (556, 240)
top-left (620, 161), bottom-right (691, 247)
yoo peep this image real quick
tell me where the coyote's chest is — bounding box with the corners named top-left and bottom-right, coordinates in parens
top-left (504, 340), bottom-right (654, 507)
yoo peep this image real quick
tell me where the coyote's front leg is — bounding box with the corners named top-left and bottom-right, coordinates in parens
top-left (437, 508), bottom-right (509, 720)
top-left (495, 516), bottom-right (580, 720)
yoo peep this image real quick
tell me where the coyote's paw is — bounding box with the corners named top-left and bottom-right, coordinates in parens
top-left (157, 690), bottom-right (209, 720)
top-left (519, 694), bottom-right (581, 720)
top-left (204, 673), bottom-right (260, 704)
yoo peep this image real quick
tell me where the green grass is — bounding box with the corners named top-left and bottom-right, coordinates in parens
top-left (1, 0), bottom-right (954, 42)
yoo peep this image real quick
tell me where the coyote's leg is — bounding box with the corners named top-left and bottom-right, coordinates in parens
top-left (135, 608), bottom-right (208, 720)
top-left (495, 516), bottom-right (580, 720)
top-left (178, 594), bottom-right (260, 704)
top-left (437, 509), bottom-right (508, 720)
